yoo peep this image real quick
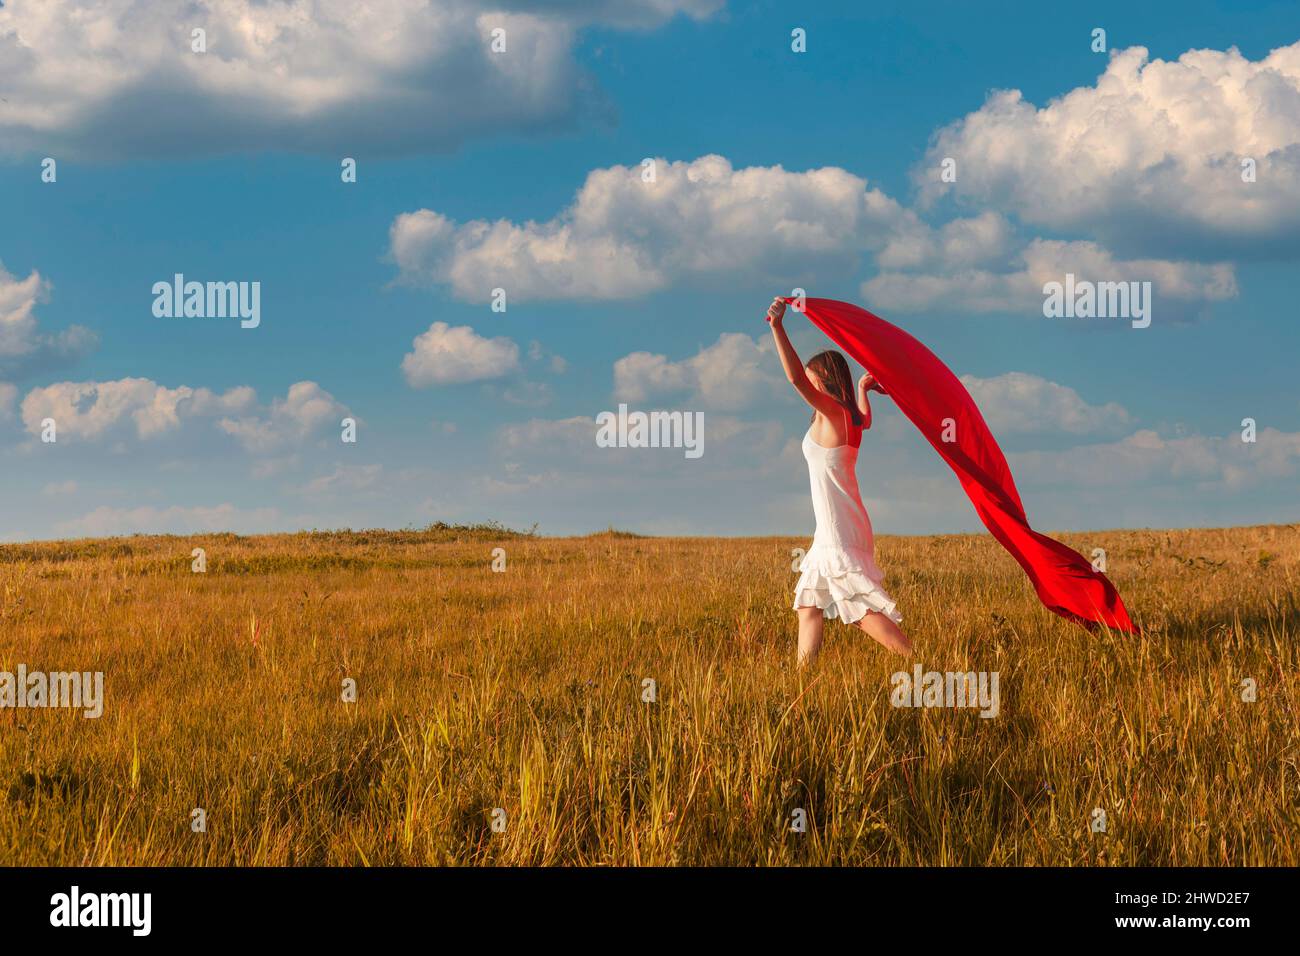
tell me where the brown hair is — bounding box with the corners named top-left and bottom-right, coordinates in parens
top-left (806, 350), bottom-right (863, 427)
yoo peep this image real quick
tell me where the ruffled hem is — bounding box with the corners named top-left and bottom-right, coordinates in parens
top-left (792, 545), bottom-right (903, 625)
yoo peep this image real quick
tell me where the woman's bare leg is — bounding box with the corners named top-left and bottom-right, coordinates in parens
top-left (796, 606), bottom-right (824, 666)
top-left (855, 611), bottom-right (913, 656)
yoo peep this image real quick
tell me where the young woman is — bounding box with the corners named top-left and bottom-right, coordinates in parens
top-left (766, 296), bottom-right (912, 664)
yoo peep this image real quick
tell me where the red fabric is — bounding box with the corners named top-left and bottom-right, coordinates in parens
top-left (786, 296), bottom-right (1137, 634)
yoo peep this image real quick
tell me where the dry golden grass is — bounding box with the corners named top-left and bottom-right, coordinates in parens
top-left (0, 522), bottom-right (1296, 865)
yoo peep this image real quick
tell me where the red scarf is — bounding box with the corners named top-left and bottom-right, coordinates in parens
top-left (787, 297), bottom-right (1137, 634)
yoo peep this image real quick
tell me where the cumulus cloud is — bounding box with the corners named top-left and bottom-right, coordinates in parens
top-left (21, 378), bottom-right (254, 441)
top-left (402, 321), bottom-right (521, 386)
top-left (18, 377), bottom-right (345, 454)
top-left (863, 238), bottom-right (1237, 317)
top-left (391, 152), bottom-right (1238, 318)
top-left (614, 332), bottom-right (780, 410)
top-left (919, 43), bottom-right (1300, 255)
top-left (216, 381), bottom-right (349, 452)
top-left (0, 0), bottom-right (720, 159)
top-left (959, 372), bottom-right (1130, 435)
top-left (1011, 427), bottom-right (1300, 492)
top-left (875, 211), bottom-right (1016, 271)
top-left (389, 155), bottom-right (913, 301)
top-left (0, 264), bottom-right (97, 376)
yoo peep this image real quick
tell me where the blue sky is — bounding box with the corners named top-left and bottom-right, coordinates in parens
top-left (2, 0), bottom-right (1299, 539)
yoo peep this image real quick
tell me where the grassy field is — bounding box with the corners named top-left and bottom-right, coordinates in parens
top-left (0, 522), bottom-right (1296, 866)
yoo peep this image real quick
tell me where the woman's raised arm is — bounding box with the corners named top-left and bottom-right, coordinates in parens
top-left (767, 297), bottom-right (840, 418)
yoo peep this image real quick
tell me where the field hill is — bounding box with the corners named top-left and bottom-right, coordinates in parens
top-left (1, 523), bottom-right (1296, 865)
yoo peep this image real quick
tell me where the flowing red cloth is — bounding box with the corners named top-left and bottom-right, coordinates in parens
top-left (785, 296), bottom-right (1136, 633)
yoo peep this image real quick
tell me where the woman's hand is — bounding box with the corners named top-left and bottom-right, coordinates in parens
top-left (859, 372), bottom-right (886, 395)
top-left (766, 297), bottom-right (787, 326)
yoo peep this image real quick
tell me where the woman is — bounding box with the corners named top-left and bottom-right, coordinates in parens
top-left (766, 296), bottom-right (912, 664)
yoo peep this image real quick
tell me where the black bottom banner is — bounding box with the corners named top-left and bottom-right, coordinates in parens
top-left (0, 866), bottom-right (1281, 943)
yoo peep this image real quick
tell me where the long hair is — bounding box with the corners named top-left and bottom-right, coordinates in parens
top-left (806, 350), bottom-right (863, 427)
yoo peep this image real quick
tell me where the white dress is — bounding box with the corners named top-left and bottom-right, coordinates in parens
top-left (792, 419), bottom-right (903, 625)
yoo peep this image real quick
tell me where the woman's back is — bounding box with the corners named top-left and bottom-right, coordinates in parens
top-left (807, 404), bottom-right (860, 451)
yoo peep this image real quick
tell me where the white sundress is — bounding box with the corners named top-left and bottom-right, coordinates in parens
top-left (792, 414), bottom-right (903, 625)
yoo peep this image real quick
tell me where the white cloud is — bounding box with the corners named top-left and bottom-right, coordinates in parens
top-left (863, 238), bottom-right (1237, 316)
top-left (614, 332), bottom-right (780, 410)
top-left (959, 372), bottom-right (1130, 435)
top-left (390, 151), bottom-right (1239, 318)
top-left (875, 211), bottom-right (1015, 271)
top-left (40, 479), bottom-right (78, 496)
top-left (217, 381), bottom-right (349, 452)
top-left (0, 263), bottom-right (97, 375)
top-left (21, 377), bottom-right (254, 441)
top-left (402, 321), bottom-right (520, 386)
top-left (389, 155), bottom-right (913, 301)
top-left (920, 43), bottom-right (1300, 252)
top-left (18, 377), bottom-right (344, 454)
top-left (0, 1), bottom-right (719, 159)
top-left (1010, 427), bottom-right (1300, 492)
